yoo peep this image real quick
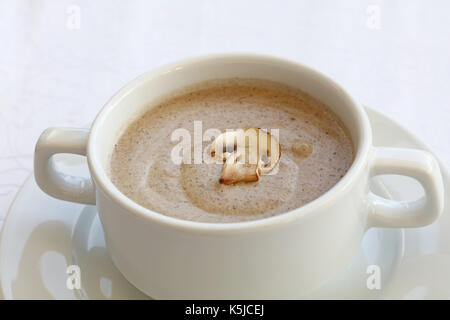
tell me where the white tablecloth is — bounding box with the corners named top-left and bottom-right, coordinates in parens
top-left (1, 0), bottom-right (449, 228)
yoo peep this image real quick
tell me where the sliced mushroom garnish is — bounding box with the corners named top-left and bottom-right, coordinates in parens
top-left (209, 128), bottom-right (281, 184)
top-left (219, 153), bottom-right (259, 185)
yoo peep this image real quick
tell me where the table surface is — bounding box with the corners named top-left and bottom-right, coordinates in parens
top-left (1, 0), bottom-right (449, 229)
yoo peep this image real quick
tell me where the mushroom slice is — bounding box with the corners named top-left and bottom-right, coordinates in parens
top-left (209, 128), bottom-right (281, 185)
top-left (219, 153), bottom-right (259, 185)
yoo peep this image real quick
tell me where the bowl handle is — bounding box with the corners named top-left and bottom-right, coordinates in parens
top-left (367, 147), bottom-right (444, 228)
top-left (34, 127), bottom-right (96, 205)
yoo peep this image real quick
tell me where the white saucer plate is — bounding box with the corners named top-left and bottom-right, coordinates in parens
top-left (0, 107), bottom-right (449, 299)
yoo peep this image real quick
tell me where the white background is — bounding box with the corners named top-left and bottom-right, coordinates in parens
top-left (0, 0), bottom-right (449, 228)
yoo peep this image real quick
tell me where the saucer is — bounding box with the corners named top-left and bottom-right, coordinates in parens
top-left (0, 107), bottom-right (449, 299)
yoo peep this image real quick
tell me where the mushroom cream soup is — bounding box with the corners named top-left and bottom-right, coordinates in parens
top-left (109, 79), bottom-right (354, 223)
